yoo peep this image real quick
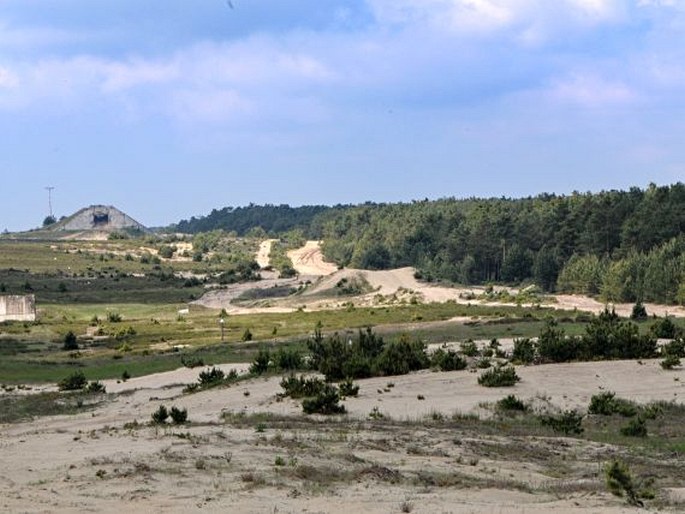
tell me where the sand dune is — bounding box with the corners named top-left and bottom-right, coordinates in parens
top-left (2, 359), bottom-right (683, 513)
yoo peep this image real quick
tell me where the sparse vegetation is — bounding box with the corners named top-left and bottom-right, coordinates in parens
top-left (477, 366), bottom-right (520, 387)
top-left (151, 405), bottom-right (169, 424)
top-left (539, 409), bottom-right (584, 435)
top-left (57, 371), bottom-right (87, 391)
top-left (301, 384), bottom-right (346, 415)
top-left (588, 391), bottom-right (638, 417)
top-left (496, 394), bottom-right (527, 412)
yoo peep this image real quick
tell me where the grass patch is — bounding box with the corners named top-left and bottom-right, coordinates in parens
top-left (0, 391), bottom-right (101, 423)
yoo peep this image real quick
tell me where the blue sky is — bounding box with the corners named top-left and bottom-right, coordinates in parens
top-left (1, 0), bottom-right (684, 231)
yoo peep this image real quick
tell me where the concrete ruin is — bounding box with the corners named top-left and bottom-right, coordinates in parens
top-left (53, 205), bottom-right (148, 233)
top-left (0, 294), bottom-right (36, 322)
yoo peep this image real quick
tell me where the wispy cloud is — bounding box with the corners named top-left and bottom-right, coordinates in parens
top-left (547, 73), bottom-right (638, 106)
top-left (367, 0), bottom-right (629, 40)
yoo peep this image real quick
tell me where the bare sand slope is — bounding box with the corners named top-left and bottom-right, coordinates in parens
top-left (2, 359), bottom-right (683, 513)
top-left (287, 240), bottom-right (338, 276)
top-left (255, 239), bottom-right (277, 269)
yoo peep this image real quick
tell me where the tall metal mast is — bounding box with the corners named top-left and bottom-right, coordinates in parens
top-left (45, 186), bottom-right (55, 218)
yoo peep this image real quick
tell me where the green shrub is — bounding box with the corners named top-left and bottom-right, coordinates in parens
top-left (630, 301), bottom-right (647, 321)
top-left (539, 409), bottom-right (584, 435)
top-left (107, 312), bottom-right (122, 323)
top-left (158, 245), bottom-right (176, 259)
top-left (620, 416), bottom-right (647, 437)
top-left (660, 355), bottom-right (681, 370)
top-left (662, 338), bottom-right (685, 358)
top-left (250, 348), bottom-right (271, 375)
top-left (274, 347), bottom-right (302, 371)
top-left (477, 366), bottom-right (520, 387)
top-left (151, 405), bottom-right (169, 424)
top-left (85, 381), bottom-right (106, 394)
top-left (496, 394), bottom-right (527, 412)
top-left (198, 367), bottom-right (225, 386)
top-left (181, 355), bottom-right (205, 368)
top-left (605, 460), bottom-right (641, 506)
top-left (476, 357), bottom-right (492, 369)
top-left (588, 391), bottom-right (638, 417)
top-left (582, 308), bottom-right (657, 360)
top-left (651, 317), bottom-right (680, 339)
top-left (338, 377), bottom-right (359, 397)
top-left (58, 371), bottom-right (87, 391)
top-left (375, 339), bottom-right (428, 376)
top-left (241, 328), bottom-right (253, 342)
top-left (302, 384), bottom-right (346, 415)
top-left (170, 406), bottom-right (188, 424)
top-left (62, 331), bottom-right (78, 351)
top-left (280, 375), bottom-right (326, 399)
top-left (460, 340), bottom-right (479, 357)
top-left (511, 338), bottom-right (535, 364)
top-left (430, 349), bottom-right (467, 371)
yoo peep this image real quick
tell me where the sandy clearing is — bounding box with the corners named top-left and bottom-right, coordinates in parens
top-left (287, 240), bottom-right (338, 276)
top-left (255, 239), bottom-right (277, 269)
top-left (554, 294), bottom-right (685, 318)
top-left (196, 241), bottom-right (685, 318)
top-left (2, 359), bottom-right (683, 513)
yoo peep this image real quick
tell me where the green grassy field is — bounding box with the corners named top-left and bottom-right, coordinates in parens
top-left (1, 238), bottom-right (682, 386)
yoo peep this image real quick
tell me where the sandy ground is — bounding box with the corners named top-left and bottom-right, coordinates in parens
top-left (257, 241), bottom-right (685, 318)
top-left (2, 359), bottom-right (683, 513)
top-left (287, 241), bottom-right (338, 276)
top-left (256, 239), bottom-right (277, 269)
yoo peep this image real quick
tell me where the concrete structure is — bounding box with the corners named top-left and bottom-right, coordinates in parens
top-left (53, 205), bottom-right (148, 233)
top-left (0, 295), bottom-right (36, 322)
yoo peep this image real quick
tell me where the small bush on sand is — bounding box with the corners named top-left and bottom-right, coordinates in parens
top-left (430, 349), bottom-right (467, 371)
top-left (512, 338), bottom-right (535, 364)
top-left (620, 416), bottom-right (647, 438)
top-left (540, 410), bottom-right (584, 435)
top-left (198, 367), bottom-right (225, 386)
top-left (151, 405), bottom-right (169, 424)
top-left (605, 460), bottom-right (642, 506)
top-left (250, 348), bottom-right (271, 375)
top-left (302, 384), bottom-right (346, 415)
top-left (58, 371), bottom-right (87, 391)
top-left (280, 375), bottom-right (327, 399)
top-left (588, 391), bottom-right (638, 417)
top-left (85, 381), bottom-right (106, 394)
top-left (338, 377), bottom-right (359, 397)
top-left (478, 366), bottom-right (520, 387)
top-left (660, 355), bottom-right (681, 370)
top-left (496, 394), bottom-right (527, 412)
top-left (170, 406), bottom-right (188, 424)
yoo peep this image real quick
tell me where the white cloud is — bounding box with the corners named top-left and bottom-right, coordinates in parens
top-left (547, 74), bottom-right (638, 106)
top-left (0, 22), bottom-right (92, 49)
top-left (100, 60), bottom-right (179, 93)
top-left (367, 0), bottom-right (629, 40)
top-left (170, 88), bottom-right (249, 124)
top-left (0, 66), bottom-right (18, 88)
top-left (0, 37), bottom-right (337, 130)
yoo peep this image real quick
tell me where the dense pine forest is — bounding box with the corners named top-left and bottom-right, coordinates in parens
top-left (174, 183), bottom-right (685, 305)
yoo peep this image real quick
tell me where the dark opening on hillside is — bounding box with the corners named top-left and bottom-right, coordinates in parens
top-left (93, 213), bottom-right (109, 226)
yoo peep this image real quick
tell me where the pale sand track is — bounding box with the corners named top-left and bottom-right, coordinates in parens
top-left (287, 240), bottom-right (338, 276)
top-left (197, 241), bottom-right (685, 318)
top-left (255, 239), bottom-right (277, 269)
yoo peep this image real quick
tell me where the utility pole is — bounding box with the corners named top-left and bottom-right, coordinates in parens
top-left (45, 186), bottom-right (55, 218)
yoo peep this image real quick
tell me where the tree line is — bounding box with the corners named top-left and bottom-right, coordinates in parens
top-left (172, 183), bottom-right (685, 304)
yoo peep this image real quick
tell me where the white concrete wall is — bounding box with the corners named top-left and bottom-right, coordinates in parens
top-left (0, 295), bottom-right (36, 322)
